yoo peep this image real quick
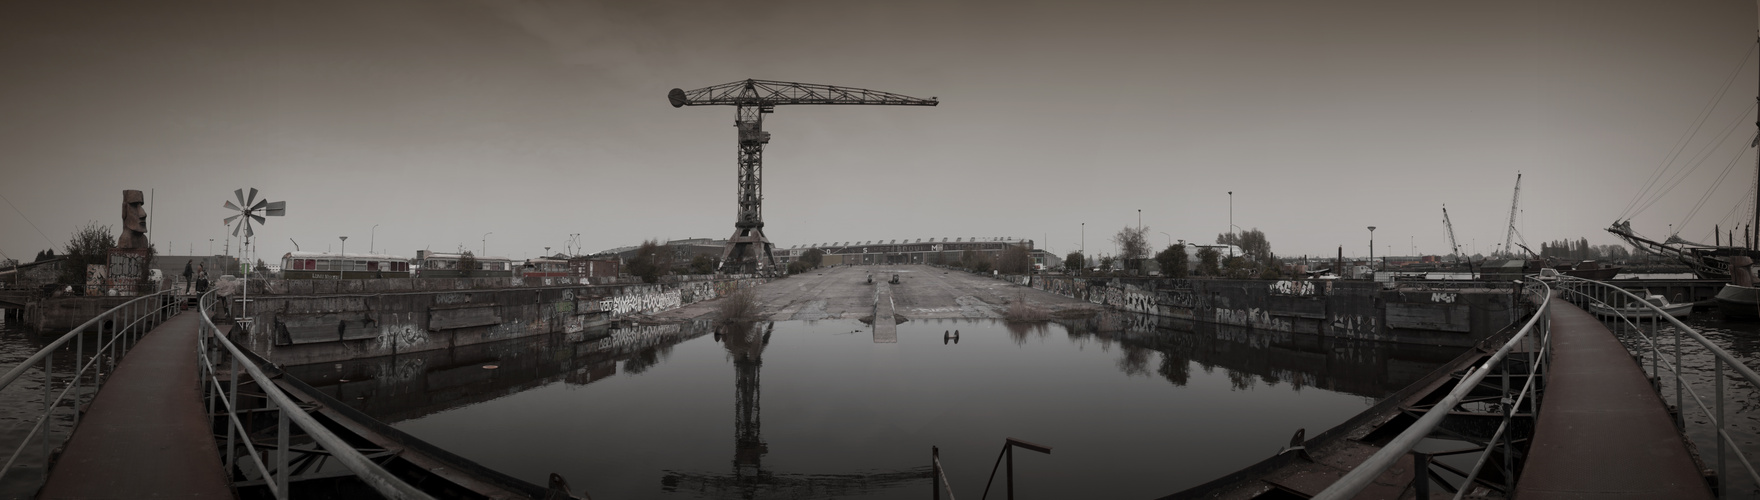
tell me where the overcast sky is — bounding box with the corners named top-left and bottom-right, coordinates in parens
top-left (2, 0), bottom-right (1756, 265)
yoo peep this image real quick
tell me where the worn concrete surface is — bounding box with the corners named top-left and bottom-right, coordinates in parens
top-left (649, 265), bottom-right (1099, 322)
top-left (38, 311), bottom-right (232, 499)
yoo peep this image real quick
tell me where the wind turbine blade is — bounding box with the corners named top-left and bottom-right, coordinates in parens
top-left (224, 200), bottom-right (240, 211)
top-left (232, 222), bottom-right (242, 237)
top-left (246, 188), bottom-right (258, 208)
top-left (234, 189), bottom-right (246, 208)
top-left (244, 222), bottom-right (254, 238)
top-left (250, 214), bottom-right (266, 225)
top-left (224, 214), bottom-right (241, 225)
top-left (264, 201), bottom-right (285, 216)
top-left (250, 199), bottom-right (268, 211)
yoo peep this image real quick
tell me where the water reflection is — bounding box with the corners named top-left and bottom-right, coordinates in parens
top-left (661, 321), bottom-right (930, 499)
top-left (283, 316), bottom-right (1462, 498)
top-left (284, 321), bottom-right (716, 422)
top-left (1050, 311), bottom-right (1463, 398)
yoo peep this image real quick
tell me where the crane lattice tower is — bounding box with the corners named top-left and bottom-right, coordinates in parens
top-left (669, 79), bottom-right (937, 273)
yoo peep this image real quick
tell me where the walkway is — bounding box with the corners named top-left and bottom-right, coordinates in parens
top-left (1514, 297), bottom-right (1711, 499)
top-left (37, 310), bottom-right (232, 499)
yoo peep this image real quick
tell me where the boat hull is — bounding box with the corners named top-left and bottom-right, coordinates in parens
top-left (1588, 302), bottom-right (1693, 319)
top-left (1713, 283), bottom-right (1760, 319)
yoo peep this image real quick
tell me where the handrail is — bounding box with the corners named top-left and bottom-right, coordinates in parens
top-left (1552, 276), bottom-right (1759, 496)
top-left (195, 291), bottom-right (433, 500)
top-left (1314, 277), bottom-right (1552, 499)
top-left (0, 288), bottom-right (180, 485)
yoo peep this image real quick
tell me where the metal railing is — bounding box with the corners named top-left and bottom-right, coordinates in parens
top-left (1314, 277), bottom-right (1553, 500)
top-left (195, 291), bottom-right (432, 499)
top-left (0, 288), bottom-right (181, 487)
top-left (1553, 276), bottom-right (1759, 498)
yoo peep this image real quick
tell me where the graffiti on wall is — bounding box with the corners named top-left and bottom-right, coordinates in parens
top-left (1269, 280), bottom-right (1317, 297)
top-left (1213, 307), bottom-right (1293, 332)
top-left (601, 286), bottom-right (683, 317)
top-left (376, 313), bottom-right (425, 351)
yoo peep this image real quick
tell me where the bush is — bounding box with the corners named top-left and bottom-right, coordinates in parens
top-left (627, 240), bottom-right (668, 283)
top-left (60, 222), bottom-right (114, 285)
top-left (998, 245), bottom-right (1032, 274)
top-left (717, 288), bottom-right (762, 322)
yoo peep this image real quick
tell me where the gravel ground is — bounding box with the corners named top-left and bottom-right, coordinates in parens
top-left (648, 264), bottom-right (1099, 322)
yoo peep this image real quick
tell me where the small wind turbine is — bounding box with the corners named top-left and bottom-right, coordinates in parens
top-left (221, 188), bottom-right (285, 325)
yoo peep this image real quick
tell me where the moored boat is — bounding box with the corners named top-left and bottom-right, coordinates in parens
top-left (1589, 290), bottom-right (1693, 319)
top-left (1713, 256), bottom-right (1759, 319)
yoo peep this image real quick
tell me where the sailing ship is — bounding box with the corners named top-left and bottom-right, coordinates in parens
top-left (1608, 90), bottom-right (1759, 317)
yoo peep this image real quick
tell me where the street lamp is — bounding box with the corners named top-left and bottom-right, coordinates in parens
top-left (483, 232), bottom-right (492, 256)
top-left (339, 236), bottom-right (348, 279)
top-left (1160, 231), bottom-right (1172, 247)
top-left (370, 224), bottom-right (379, 254)
top-left (1367, 226), bottom-right (1376, 272)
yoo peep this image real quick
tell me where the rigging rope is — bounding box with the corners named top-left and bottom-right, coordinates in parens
top-left (1619, 41), bottom-right (1757, 221)
top-left (1677, 145), bottom-right (1754, 231)
top-left (1629, 103), bottom-right (1757, 218)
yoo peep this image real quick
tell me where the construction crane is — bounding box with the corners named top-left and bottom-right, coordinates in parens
top-left (1441, 204), bottom-right (1461, 263)
top-left (669, 80), bottom-right (939, 273)
top-left (1502, 173), bottom-right (1522, 258)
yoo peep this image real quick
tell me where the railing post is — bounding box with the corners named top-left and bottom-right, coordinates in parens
top-left (277, 404), bottom-right (290, 499)
top-left (74, 333), bottom-right (82, 429)
top-left (1674, 319), bottom-right (1683, 430)
top-left (1715, 358), bottom-right (1725, 500)
top-left (1501, 347), bottom-right (1513, 494)
top-left (1006, 443), bottom-right (1014, 500)
top-left (226, 351), bottom-right (238, 472)
top-left (41, 350), bottom-right (51, 482)
top-left (932, 446), bottom-right (941, 500)
top-left (1413, 452), bottom-right (1430, 499)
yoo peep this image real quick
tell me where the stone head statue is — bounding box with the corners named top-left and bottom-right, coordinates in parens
top-left (119, 190), bottom-right (149, 250)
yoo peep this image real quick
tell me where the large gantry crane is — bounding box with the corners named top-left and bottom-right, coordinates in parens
top-left (669, 79), bottom-right (938, 273)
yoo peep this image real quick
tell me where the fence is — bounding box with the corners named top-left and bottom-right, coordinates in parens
top-left (0, 289), bottom-right (180, 489)
top-left (195, 291), bottom-right (433, 499)
top-left (1553, 276), bottom-right (1758, 498)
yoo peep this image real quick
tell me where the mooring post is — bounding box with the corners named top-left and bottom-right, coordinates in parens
top-left (932, 446), bottom-right (941, 500)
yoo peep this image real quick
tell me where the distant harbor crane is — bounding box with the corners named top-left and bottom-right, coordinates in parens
top-left (669, 80), bottom-right (938, 273)
top-left (1502, 173), bottom-right (1522, 258)
top-left (1442, 204), bottom-right (1461, 263)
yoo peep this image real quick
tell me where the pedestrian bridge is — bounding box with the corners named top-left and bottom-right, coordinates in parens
top-left (0, 276), bottom-right (1754, 498)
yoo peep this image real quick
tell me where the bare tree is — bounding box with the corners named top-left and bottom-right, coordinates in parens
top-left (457, 251), bottom-right (477, 278)
top-left (1114, 226), bottom-right (1150, 273)
top-left (998, 244), bottom-right (1033, 274)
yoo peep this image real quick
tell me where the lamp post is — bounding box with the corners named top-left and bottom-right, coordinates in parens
top-left (1160, 231), bottom-right (1172, 247)
top-left (1228, 191), bottom-right (1235, 258)
top-left (483, 232), bottom-right (492, 256)
top-left (1367, 226), bottom-right (1376, 273)
top-left (370, 224), bottom-right (379, 254)
top-left (339, 236), bottom-right (348, 279)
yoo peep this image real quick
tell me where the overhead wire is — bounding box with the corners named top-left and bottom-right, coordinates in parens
top-left (1618, 41), bottom-right (1757, 221)
top-left (0, 189), bottom-right (56, 249)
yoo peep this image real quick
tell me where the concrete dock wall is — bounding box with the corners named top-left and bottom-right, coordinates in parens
top-left (1008, 275), bottom-right (1524, 346)
top-left (230, 277), bottom-right (763, 365)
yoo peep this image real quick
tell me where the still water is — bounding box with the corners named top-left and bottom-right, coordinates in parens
top-left (289, 316), bottom-right (1464, 499)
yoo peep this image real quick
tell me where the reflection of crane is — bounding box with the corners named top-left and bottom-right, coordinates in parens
top-left (1502, 173), bottom-right (1522, 258)
top-left (1441, 204), bottom-right (1461, 263)
top-left (660, 321), bottom-right (929, 498)
top-left (669, 80), bottom-right (938, 273)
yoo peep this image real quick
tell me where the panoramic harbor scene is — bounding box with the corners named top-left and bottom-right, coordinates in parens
top-left (2, 1), bottom-right (1759, 499)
